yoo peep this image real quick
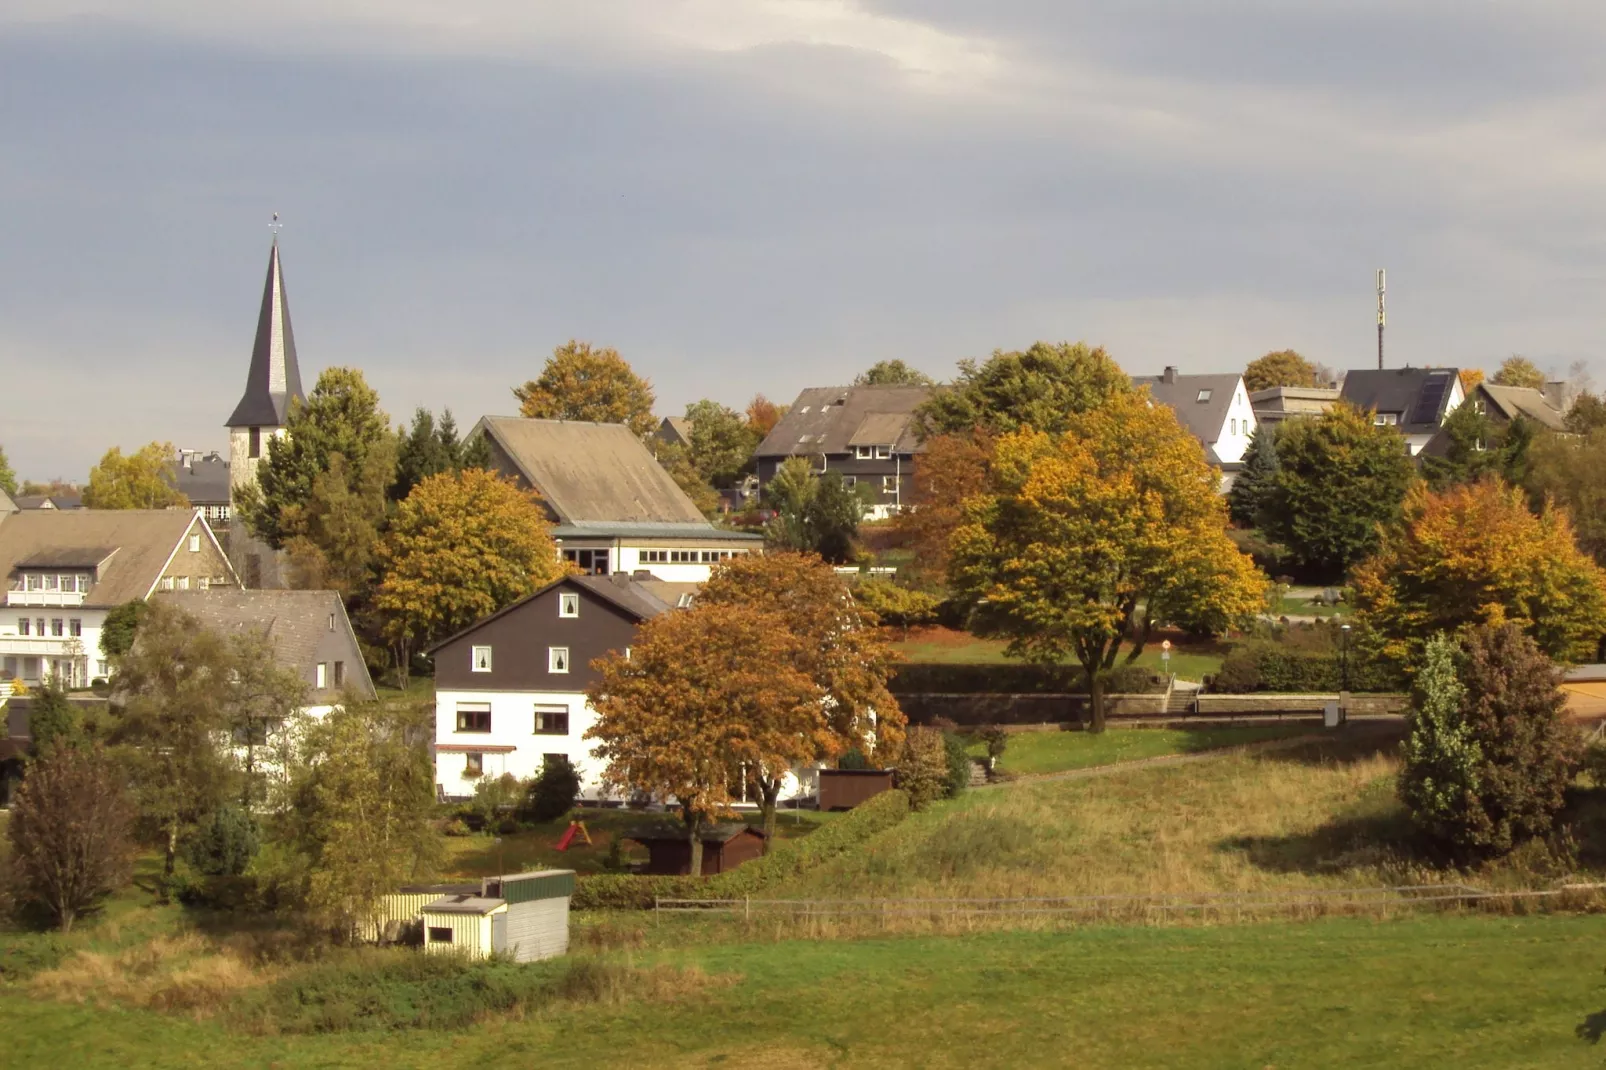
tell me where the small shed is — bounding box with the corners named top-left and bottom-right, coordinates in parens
top-left (421, 895), bottom-right (508, 959)
top-left (360, 882), bottom-right (479, 944)
top-left (818, 768), bottom-right (895, 811)
top-left (483, 869), bottom-right (576, 962)
top-left (629, 823), bottom-right (768, 876)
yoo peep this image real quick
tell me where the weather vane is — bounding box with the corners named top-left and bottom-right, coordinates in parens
top-left (269, 212), bottom-right (283, 236)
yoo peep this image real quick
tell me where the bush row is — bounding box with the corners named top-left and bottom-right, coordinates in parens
top-left (1207, 642), bottom-right (1405, 694)
top-left (570, 789), bottom-right (912, 910)
top-left (888, 662), bottom-right (1161, 695)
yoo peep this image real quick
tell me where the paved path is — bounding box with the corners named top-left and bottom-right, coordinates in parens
top-left (974, 721), bottom-right (1402, 790)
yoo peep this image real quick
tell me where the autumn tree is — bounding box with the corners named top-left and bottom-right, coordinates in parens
top-left (951, 393), bottom-right (1265, 731)
top-left (916, 341), bottom-right (1132, 438)
top-left (1259, 404), bottom-right (1417, 578)
top-left (0, 445), bottom-right (16, 496)
top-left (587, 602), bottom-right (823, 875)
top-left (282, 701), bottom-right (442, 938)
top-left (1226, 424), bottom-right (1279, 528)
top-left (109, 603), bottom-right (239, 875)
top-left (374, 469), bottom-right (568, 683)
top-left (390, 408), bottom-right (490, 502)
top-left (238, 367), bottom-right (394, 549)
top-left (1352, 479), bottom-right (1606, 667)
top-left (698, 552), bottom-right (906, 839)
top-left (1459, 369), bottom-right (1486, 394)
top-left (513, 341), bottom-right (657, 437)
top-left (1525, 428), bottom-right (1606, 565)
top-left (283, 440), bottom-right (397, 602)
top-left (1243, 350), bottom-right (1317, 392)
top-left (682, 400), bottom-right (760, 488)
top-left (762, 458), bottom-right (866, 564)
top-left (1566, 393), bottom-right (1606, 436)
top-left (889, 430), bottom-right (992, 586)
top-left (855, 359), bottom-right (934, 387)
top-left (6, 745), bottom-right (135, 932)
top-left (82, 442), bottom-right (189, 510)
top-left (745, 394), bottom-right (787, 440)
top-left (1492, 356), bottom-right (1546, 390)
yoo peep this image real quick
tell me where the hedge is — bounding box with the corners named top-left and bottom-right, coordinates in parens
top-left (570, 789), bottom-right (912, 910)
top-left (888, 662), bottom-right (1162, 695)
top-left (1208, 642), bottom-right (1405, 694)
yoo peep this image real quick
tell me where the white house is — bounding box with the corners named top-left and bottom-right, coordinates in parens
top-left (1339, 367), bottom-right (1465, 456)
top-left (472, 417), bottom-right (762, 582)
top-left (1132, 368), bottom-right (1258, 489)
top-left (0, 509), bottom-right (236, 688)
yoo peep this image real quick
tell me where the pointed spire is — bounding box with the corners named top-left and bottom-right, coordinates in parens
top-left (226, 231), bottom-right (306, 428)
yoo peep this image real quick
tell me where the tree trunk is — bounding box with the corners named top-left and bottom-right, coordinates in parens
top-left (164, 821), bottom-right (179, 877)
top-left (758, 776), bottom-right (782, 854)
top-left (682, 802), bottom-right (704, 877)
top-left (1087, 670), bottom-right (1107, 734)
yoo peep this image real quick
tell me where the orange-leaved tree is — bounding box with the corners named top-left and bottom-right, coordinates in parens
top-left (951, 392), bottom-right (1265, 731)
top-left (699, 551), bottom-right (906, 840)
top-left (890, 430), bottom-right (993, 587)
top-left (1352, 478), bottom-right (1606, 666)
top-left (374, 469), bottom-right (569, 684)
top-left (585, 601), bottom-right (824, 876)
top-left (513, 341), bottom-right (657, 437)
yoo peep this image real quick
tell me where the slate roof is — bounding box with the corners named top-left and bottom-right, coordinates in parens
top-left (421, 573), bottom-right (675, 656)
top-left (1475, 384), bottom-right (1568, 432)
top-left (12, 497), bottom-right (54, 511)
top-left (155, 588), bottom-right (377, 701)
top-left (754, 385), bottom-right (932, 458)
top-left (476, 417), bottom-right (709, 526)
top-left (654, 417), bottom-right (693, 447)
top-left (1339, 367), bottom-right (1461, 435)
top-left (226, 238), bottom-right (306, 428)
top-left (1131, 370), bottom-right (1243, 452)
top-left (169, 452), bottom-right (232, 506)
top-left (0, 510), bottom-right (213, 607)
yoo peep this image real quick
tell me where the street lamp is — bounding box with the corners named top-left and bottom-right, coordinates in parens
top-left (1340, 624), bottom-right (1351, 695)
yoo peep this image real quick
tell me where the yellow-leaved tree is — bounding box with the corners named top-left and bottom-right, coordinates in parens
top-left (1352, 478), bottom-right (1606, 666)
top-left (513, 341), bottom-right (657, 437)
top-left (951, 392), bottom-right (1266, 731)
top-left (82, 442), bottom-right (189, 510)
top-left (374, 469), bottom-right (569, 684)
top-left (586, 601), bottom-right (825, 876)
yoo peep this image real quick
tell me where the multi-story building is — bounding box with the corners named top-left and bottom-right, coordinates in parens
top-left (753, 385), bottom-right (932, 520)
top-left (171, 450), bottom-right (233, 529)
top-left (1339, 367), bottom-right (1464, 455)
top-left (1249, 385), bottom-right (1341, 427)
top-left (1131, 368), bottom-right (1258, 490)
top-left (0, 510), bottom-right (236, 687)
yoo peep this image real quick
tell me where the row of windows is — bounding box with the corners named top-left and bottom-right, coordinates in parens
top-left (158, 575), bottom-right (223, 592)
top-left (17, 618), bottom-right (82, 638)
top-left (841, 475), bottom-right (901, 492)
top-left (638, 549), bottom-right (749, 564)
top-left (470, 645), bottom-right (573, 673)
top-left (313, 661), bottom-right (346, 689)
top-left (20, 573), bottom-right (90, 593)
top-left (454, 702), bottom-right (571, 736)
top-left (852, 445), bottom-right (894, 460)
top-left (461, 750), bottom-right (567, 777)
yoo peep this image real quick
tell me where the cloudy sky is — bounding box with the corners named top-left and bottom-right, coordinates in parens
top-left (4, 2), bottom-right (1606, 480)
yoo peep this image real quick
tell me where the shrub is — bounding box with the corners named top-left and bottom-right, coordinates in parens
top-left (853, 579), bottom-right (942, 635)
top-left (890, 662), bottom-right (1162, 695)
top-left (519, 755), bottom-right (581, 824)
top-left (896, 729), bottom-right (950, 810)
top-left (471, 773), bottom-right (523, 828)
top-left (837, 748), bottom-right (870, 771)
top-left (941, 732), bottom-right (971, 798)
top-left (185, 805), bottom-right (260, 877)
top-left (1207, 639), bottom-right (1404, 693)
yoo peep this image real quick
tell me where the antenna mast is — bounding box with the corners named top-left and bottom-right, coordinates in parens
top-left (1376, 268), bottom-right (1386, 370)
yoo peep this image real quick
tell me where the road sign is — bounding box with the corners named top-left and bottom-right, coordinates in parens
top-left (1161, 640), bottom-right (1172, 651)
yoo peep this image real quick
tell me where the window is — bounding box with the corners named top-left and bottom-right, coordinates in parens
top-left (1196, 389), bottom-right (1212, 402)
top-left (1230, 419), bottom-right (1237, 435)
top-left (176, 576), bottom-right (189, 590)
top-left (160, 577), bottom-right (175, 591)
top-left (50, 619), bottom-right (63, 637)
top-left (428, 926), bottom-right (454, 944)
top-left (1374, 413), bottom-right (1399, 426)
top-left (624, 647), bottom-right (632, 661)
top-left (549, 647), bottom-right (570, 673)
top-left (676, 593), bottom-right (695, 608)
top-left (96, 661), bottom-right (108, 678)
top-left (248, 427), bottom-right (262, 459)
top-left (1474, 438), bottom-right (1487, 452)
top-left (69, 619), bottom-right (81, 637)
top-left (640, 550), bottom-right (668, 564)
top-left (534, 705), bottom-right (569, 735)
top-left (315, 663), bottom-right (327, 688)
top-left (882, 475), bottom-right (899, 491)
top-left (188, 534), bottom-right (201, 553)
top-left (875, 445), bottom-right (891, 459)
top-left (854, 445), bottom-right (873, 460)
top-left (562, 548), bottom-right (609, 575)
top-left (463, 753), bottom-right (484, 777)
top-left (42, 574), bottom-right (57, 592)
top-left (1473, 399), bottom-right (1486, 415)
top-left (471, 645), bottom-right (493, 672)
top-left (328, 613), bottom-right (336, 631)
top-left (198, 577), bottom-right (210, 591)
top-left (559, 592), bottom-right (580, 618)
top-left (18, 618), bottom-right (29, 636)
top-left (334, 661), bottom-right (345, 686)
top-left (842, 475), bottom-right (857, 488)
top-left (456, 703), bottom-right (492, 732)
top-left (36, 619), bottom-right (44, 636)
top-left (75, 575), bottom-right (89, 593)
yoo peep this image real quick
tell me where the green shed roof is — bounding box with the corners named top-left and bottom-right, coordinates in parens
top-left (493, 869), bottom-right (576, 904)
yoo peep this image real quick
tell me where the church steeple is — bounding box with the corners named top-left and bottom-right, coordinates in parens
top-left (225, 235), bottom-right (305, 429)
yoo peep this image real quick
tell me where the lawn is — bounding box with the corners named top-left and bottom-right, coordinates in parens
top-left (972, 722), bottom-right (1322, 777)
top-left (1277, 595), bottom-right (1354, 619)
top-left (6, 914), bottom-right (1606, 1068)
top-left (891, 627), bottom-right (1226, 681)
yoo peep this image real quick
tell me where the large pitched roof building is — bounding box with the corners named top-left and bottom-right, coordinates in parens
top-left (1130, 368), bottom-right (1258, 487)
top-left (754, 384), bottom-right (932, 519)
top-left (474, 417), bottom-right (760, 582)
top-left (1339, 367), bottom-right (1465, 455)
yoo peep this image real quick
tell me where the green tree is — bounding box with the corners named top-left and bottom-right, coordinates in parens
top-left (1492, 356), bottom-right (1546, 390)
top-left (390, 409), bottom-right (489, 502)
top-left (521, 755), bottom-right (582, 824)
top-left (82, 442), bottom-right (189, 510)
top-left (374, 469), bottom-right (568, 684)
top-left (762, 458), bottom-right (866, 564)
top-left (283, 701), bottom-right (442, 938)
top-left (222, 627), bottom-right (310, 811)
top-left (0, 445), bottom-right (16, 496)
top-left (951, 393), bottom-right (1265, 732)
top-left (99, 601), bottom-right (148, 661)
top-left (239, 367), bottom-right (393, 549)
top-left (27, 677), bottom-right (81, 756)
top-left (282, 440), bottom-right (397, 602)
top-left (895, 728), bottom-right (950, 810)
top-left (1565, 392), bottom-right (1606, 436)
top-left (1260, 404), bottom-right (1417, 578)
top-left (513, 341), bottom-right (657, 437)
top-left (1525, 428), bottom-right (1606, 565)
top-left (683, 400), bottom-right (760, 488)
top-left (1226, 424), bottom-right (1279, 527)
top-left (653, 442), bottom-right (722, 517)
top-left (1243, 350), bottom-right (1318, 391)
top-left (915, 341), bottom-right (1132, 438)
top-left (1421, 404), bottom-right (1507, 490)
top-left (1398, 633), bottom-right (1481, 849)
top-left (184, 805), bottom-right (260, 877)
top-left (855, 359), bottom-right (934, 387)
top-left (6, 745), bottom-right (135, 932)
top-left (852, 578), bottom-right (942, 638)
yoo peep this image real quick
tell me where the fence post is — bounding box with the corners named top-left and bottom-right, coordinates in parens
top-left (745, 896), bottom-right (751, 922)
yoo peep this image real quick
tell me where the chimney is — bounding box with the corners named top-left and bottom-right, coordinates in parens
top-left (1542, 381), bottom-right (1570, 411)
top-left (1162, 366), bottom-right (1177, 385)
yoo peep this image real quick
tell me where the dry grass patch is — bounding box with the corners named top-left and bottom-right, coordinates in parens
top-left (28, 931), bottom-right (274, 1016)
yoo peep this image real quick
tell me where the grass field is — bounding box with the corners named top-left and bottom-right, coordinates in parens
top-left (973, 723), bottom-right (1322, 777)
top-left (5, 914), bottom-right (1606, 1068)
top-left (890, 627), bottom-right (1226, 681)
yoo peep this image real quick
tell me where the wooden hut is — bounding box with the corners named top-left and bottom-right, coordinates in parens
top-left (817, 768), bottom-right (895, 811)
top-left (628, 823), bottom-right (768, 875)
top-left (392, 870), bottom-right (577, 962)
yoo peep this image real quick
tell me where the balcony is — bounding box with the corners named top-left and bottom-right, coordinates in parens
top-left (6, 590), bottom-right (86, 607)
top-left (0, 636), bottom-right (83, 657)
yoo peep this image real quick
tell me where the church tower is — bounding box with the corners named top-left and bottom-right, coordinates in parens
top-left (226, 233), bottom-right (306, 588)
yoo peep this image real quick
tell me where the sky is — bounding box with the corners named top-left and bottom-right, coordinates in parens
top-left (4, 2), bottom-right (1606, 481)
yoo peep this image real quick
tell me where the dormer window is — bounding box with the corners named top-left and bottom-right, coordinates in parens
top-left (1196, 389), bottom-right (1213, 403)
top-left (875, 445), bottom-right (891, 459)
top-left (1374, 413), bottom-right (1399, 426)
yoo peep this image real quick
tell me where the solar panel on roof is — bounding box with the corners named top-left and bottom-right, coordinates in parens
top-left (1410, 373), bottom-right (1452, 426)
